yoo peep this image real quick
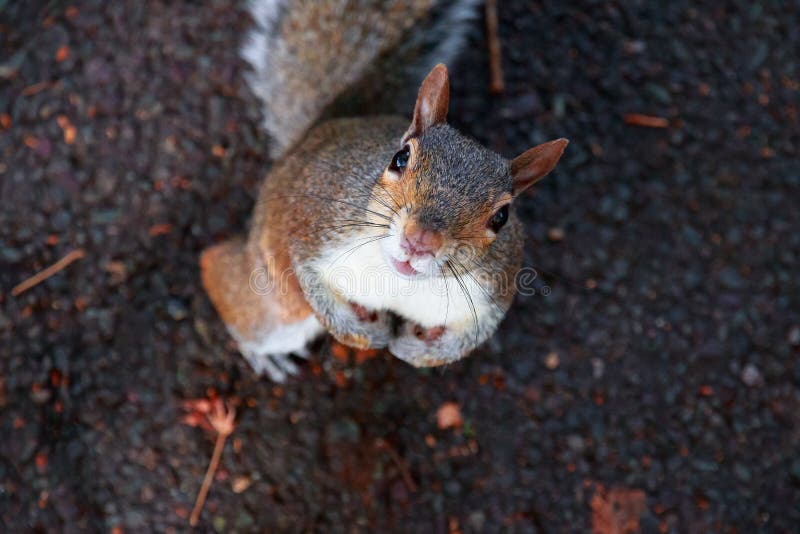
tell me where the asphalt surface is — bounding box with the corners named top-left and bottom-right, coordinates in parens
top-left (2, 1), bottom-right (799, 532)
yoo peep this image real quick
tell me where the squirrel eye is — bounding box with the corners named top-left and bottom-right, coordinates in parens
top-left (488, 204), bottom-right (509, 233)
top-left (389, 146), bottom-right (410, 172)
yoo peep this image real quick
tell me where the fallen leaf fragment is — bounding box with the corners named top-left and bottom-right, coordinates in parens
top-left (181, 397), bottom-right (237, 527)
top-left (55, 45), bottom-right (70, 62)
top-left (148, 223), bottom-right (172, 236)
top-left (331, 341), bottom-right (350, 363)
top-left (231, 476), bottom-right (252, 494)
top-left (35, 452), bottom-right (48, 473)
top-left (354, 348), bottom-right (379, 364)
top-left (57, 115), bottom-right (77, 144)
top-left (591, 485), bottom-right (647, 534)
top-left (548, 227), bottom-right (565, 242)
top-left (544, 351), bottom-right (560, 370)
top-left (623, 113), bottom-right (669, 128)
top-left (436, 402), bottom-right (463, 430)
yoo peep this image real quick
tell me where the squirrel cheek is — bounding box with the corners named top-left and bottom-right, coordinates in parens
top-left (381, 169), bottom-right (401, 183)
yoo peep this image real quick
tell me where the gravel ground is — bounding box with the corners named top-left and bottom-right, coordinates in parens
top-left (2, 1), bottom-right (800, 532)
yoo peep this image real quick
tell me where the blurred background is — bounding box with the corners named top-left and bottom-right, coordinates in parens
top-left (1, 1), bottom-right (799, 532)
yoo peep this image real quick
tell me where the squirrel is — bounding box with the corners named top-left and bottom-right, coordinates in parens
top-left (200, 0), bottom-right (568, 381)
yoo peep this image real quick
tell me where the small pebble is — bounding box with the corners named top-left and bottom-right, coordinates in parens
top-left (547, 227), bottom-right (565, 242)
top-left (231, 476), bottom-right (252, 494)
top-left (591, 358), bottom-right (605, 379)
top-left (788, 326), bottom-right (800, 346)
top-left (741, 364), bottom-right (763, 387)
top-left (167, 299), bottom-right (188, 321)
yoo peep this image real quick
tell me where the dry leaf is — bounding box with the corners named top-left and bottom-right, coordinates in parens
top-left (354, 348), bottom-right (379, 364)
top-left (436, 402), bottom-right (463, 430)
top-left (148, 223), bottom-right (172, 236)
top-left (591, 485), bottom-right (647, 534)
top-left (231, 476), bottom-right (252, 494)
top-left (55, 45), bottom-right (70, 62)
top-left (331, 341), bottom-right (350, 363)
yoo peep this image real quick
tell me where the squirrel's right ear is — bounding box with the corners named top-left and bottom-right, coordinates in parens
top-left (402, 64), bottom-right (450, 144)
top-left (511, 138), bottom-right (569, 196)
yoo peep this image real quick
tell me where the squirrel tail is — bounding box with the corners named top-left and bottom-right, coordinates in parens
top-left (240, 0), bottom-right (481, 158)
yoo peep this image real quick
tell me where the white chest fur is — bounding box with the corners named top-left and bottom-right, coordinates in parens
top-left (315, 237), bottom-right (491, 328)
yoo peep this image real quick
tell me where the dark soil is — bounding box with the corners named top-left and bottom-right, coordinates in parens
top-left (2, 1), bottom-right (799, 532)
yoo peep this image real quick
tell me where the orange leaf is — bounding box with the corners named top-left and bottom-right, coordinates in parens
top-left (64, 126), bottom-right (76, 144)
top-left (331, 341), bottom-right (350, 363)
top-left (148, 223), bottom-right (172, 236)
top-left (181, 398), bottom-right (212, 414)
top-left (57, 115), bottom-right (76, 144)
top-left (354, 348), bottom-right (378, 364)
top-left (591, 485), bottom-right (648, 534)
top-left (35, 452), bottom-right (48, 473)
top-left (436, 402), bottom-right (463, 430)
top-left (55, 45), bottom-right (70, 62)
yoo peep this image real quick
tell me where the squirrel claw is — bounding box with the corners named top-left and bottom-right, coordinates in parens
top-left (350, 302), bottom-right (380, 323)
top-left (413, 324), bottom-right (446, 343)
top-left (337, 332), bottom-right (372, 350)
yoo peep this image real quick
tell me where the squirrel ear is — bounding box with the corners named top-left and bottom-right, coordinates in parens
top-left (402, 64), bottom-right (450, 144)
top-left (511, 138), bottom-right (569, 195)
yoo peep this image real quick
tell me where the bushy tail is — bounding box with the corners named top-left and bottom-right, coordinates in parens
top-left (241, 0), bottom-right (481, 158)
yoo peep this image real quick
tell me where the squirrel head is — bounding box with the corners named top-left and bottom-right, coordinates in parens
top-left (370, 64), bottom-right (568, 280)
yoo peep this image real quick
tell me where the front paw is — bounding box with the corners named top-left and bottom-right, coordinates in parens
top-left (328, 303), bottom-right (391, 349)
top-left (388, 322), bottom-right (465, 367)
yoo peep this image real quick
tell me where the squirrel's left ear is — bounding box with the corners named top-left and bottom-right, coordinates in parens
top-left (511, 138), bottom-right (569, 196)
top-left (402, 63), bottom-right (450, 144)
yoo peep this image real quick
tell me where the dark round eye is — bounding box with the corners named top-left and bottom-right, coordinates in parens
top-left (488, 204), bottom-right (509, 233)
top-left (389, 146), bottom-right (410, 172)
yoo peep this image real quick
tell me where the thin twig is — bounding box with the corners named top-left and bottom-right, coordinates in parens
top-left (11, 248), bottom-right (86, 297)
top-left (376, 438), bottom-right (418, 492)
top-left (185, 398), bottom-right (236, 527)
top-left (486, 0), bottom-right (505, 94)
top-left (623, 113), bottom-right (669, 128)
top-left (189, 432), bottom-right (227, 527)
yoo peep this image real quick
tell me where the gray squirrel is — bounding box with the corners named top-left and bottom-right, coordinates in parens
top-left (201, 0), bottom-right (568, 381)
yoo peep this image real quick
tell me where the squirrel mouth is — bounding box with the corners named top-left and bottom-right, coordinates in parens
top-left (391, 258), bottom-right (420, 277)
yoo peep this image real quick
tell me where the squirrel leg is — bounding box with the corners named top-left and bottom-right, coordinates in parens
top-left (295, 265), bottom-right (392, 350)
top-left (200, 237), bottom-right (324, 381)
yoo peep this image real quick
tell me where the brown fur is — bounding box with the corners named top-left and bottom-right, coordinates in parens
top-left (200, 238), bottom-right (312, 345)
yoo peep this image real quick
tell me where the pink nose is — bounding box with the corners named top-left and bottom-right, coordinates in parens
top-left (401, 229), bottom-right (442, 257)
